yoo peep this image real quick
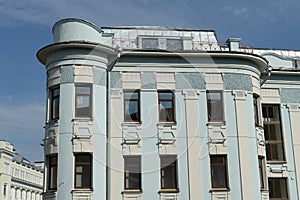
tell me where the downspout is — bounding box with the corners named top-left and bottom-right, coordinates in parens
top-left (106, 46), bottom-right (122, 200)
top-left (260, 65), bottom-right (272, 86)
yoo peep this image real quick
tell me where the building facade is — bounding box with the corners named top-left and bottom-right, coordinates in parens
top-left (37, 18), bottom-right (300, 200)
top-left (0, 141), bottom-right (43, 200)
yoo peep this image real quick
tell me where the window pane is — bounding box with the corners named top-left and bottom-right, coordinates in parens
top-left (210, 156), bottom-right (228, 188)
top-left (166, 39), bottom-right (183, 51)
top-left (269, 178), bottom-right (288, 199)
top-left (48, 155), bottom-right (58, 190)
top-left (75, 154), bottom-right (91, 188)
top-left (142, 38), bottom-right (158, 49)
top-left (76, 86), bottom-right (91, 94)
top-left (50, 87), bottom-right (60, 120)
top-left (262, 104), bottom-right (285, 161)
top-left (160, 156), bottom-right (177, 189)
top-left (124, 91), bottom-right (140, 122)
top-left (124, 156), bottom-right (141, 190)
top-left (75, 85), bottom-right (91, 118)
top-left (207, 91), bottom-right (223, 122)
top-left (158, 91), bottom-right (174, 122)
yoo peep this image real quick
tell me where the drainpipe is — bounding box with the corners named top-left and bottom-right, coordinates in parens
top-left (106, 46), bottom-right (122, 200)
top-left (260, 65), bottom-right (272, 86)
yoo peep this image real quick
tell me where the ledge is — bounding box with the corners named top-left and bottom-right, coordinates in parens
top-left (158, 189), bottom-right (180, 193)
top-left (121, 189), bottom-right (143, 194)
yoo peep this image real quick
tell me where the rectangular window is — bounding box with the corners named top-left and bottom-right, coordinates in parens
top-left (124, 156), bottom-right (141, 190)
top-left (48, 155), bottom-right (58, 190)
top-left (258, 157), bottom-right (266, 189)
top-left (160, 155), bottom-right (178, 190)
top-left (158, 91), bottom-right (175, 122)
top-left (124, 91), bottom-right (140, 122)
top-left (142, 38), bottom-right (159, 49)
top-left (50, 87), bottom-right (60, 120)
top-left (166, 39), bottom-right (183, 51)
top-left (207, 91), bottom-right (223, 122)
top-left (269, 178), bottom-right (288, 200)
top-left (3, 184), bottom-right (7, 196)
top-left (262, 104), bottom-right (285, 161)
top-left (75, 85), bottom-right (92, 118)
top-left (210, 155), bottom-right (228, 188)
top-left (253, 95), bottom-right (260, 126)
top-left (74, 154), bottom-right (92, 189)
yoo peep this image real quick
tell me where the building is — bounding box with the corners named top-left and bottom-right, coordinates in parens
top-left (0, 140), bottom-right (43, 200)
top-left (37, 18), bottom-right (300, 200)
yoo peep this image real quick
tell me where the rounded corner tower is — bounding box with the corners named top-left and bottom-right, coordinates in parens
top-left (37, 18), bottom-right (117, 200)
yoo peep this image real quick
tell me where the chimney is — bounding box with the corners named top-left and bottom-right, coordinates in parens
top-left (226, 38), bottom-right (241, 51)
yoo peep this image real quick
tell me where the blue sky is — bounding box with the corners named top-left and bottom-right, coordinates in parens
top-left (0, 0), bottom-right (299, 162)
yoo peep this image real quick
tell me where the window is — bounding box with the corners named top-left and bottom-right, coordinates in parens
top-left (158, 91), bottom-right (175, 122)
top-left (166, 39), bottom-right (183, 51)
top-left (207, 91), bottom-right (223, 122)
top-left (48, 155), bottom-right (57, 190)
top-left (74, 154), bottom-right (92, 189)
top-left (262, 104), bottom-right (285, 161)
top-left (160, 155), bottom-right (178, 190)
top-left (258, 157), bottom-right (266, 189)
top-left (124, 91), bottom-right (140, 122)
top-left (253, 94), bottom-right (261, 126)
top-left (124, 156), bottom-right (141, 190)
top-left (142, 38), bottom-right (159, 49)
top-left (268, 178), bottom-right (288, 200)
top-left (210, 155), bottom-right (228, 189)
top-left (3, 184), bottom-right (7, 196)
top-left (50, 87), bottom-right (60, 120)
top-left (75, 85), bottom-right (92, 118)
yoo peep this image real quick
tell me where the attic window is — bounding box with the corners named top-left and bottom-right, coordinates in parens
top-left (140, 36), bottom-right (183, 51)
top-left (142, 38), bottom-right (159, 49)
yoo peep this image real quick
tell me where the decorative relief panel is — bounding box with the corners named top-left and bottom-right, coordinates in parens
top-left (141, 72), bottom-right (156, 89)
top-left (252, 76), bottom-right (260, 95)
top-left (60, 65), bottom-right (74, 84)
top-left (223, 74), bottom-right (252, 92)
top-left (47, 67), bottom-right (61, 87)
top-left (72, 120), bottom-right (93, 152)
top-left (123, 72), bottom-right (141, 89)
top-left (122, 123), bottom-right (142, 155)
top-left (110, 72), bottom-right (122, 88)
top-left (157, 124), bottom-right (177, 155)
top-left (44, 122), bottom-right (59, 155)
top-left (157, 72), bottom-right (175, 90)
top-left (261, 88), bottom-right (280, 103)
top-left (93, 67), bottom-right (106, 86)
top-left (281, 88), bottom-right (300, 103)
top-left (211, 191), bottom-right (229, 200)
top-left (256, 127), bottom-right (266, 157)
top-left (74, 65), bottom-right (93, 83)
top-left (176, 73), bottom-right (205, 90)
top-left (122, 193), bottom-right (142, 200)
top-left (208, 124), bottom-right (227, 155)
top-left (205, 73), bottom-right (223, 90)
top-left (160, 192), bottom-right (179, 200)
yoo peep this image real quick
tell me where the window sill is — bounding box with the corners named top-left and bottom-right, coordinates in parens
top-left (210, 188), bottom-right (230, 192)
top-left (159, 189), bottom-right (180, 193)
top-left (267, 160), bottom-right (287, 164)
top-left (121, 189), bottom-right (143, 194)
top-left (207, 121), bottom-right (226, 126)
top-left (157, 122), bottom-right (177, 126)
top-left (122, 121), bottom-right (142, 125)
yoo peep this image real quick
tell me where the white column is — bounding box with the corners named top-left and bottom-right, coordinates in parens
top-left (183, 90), bottom-right (201, 200)
top-left (232, 91), bottom-right (255, 200)
top-left (11, 187), bottom-right (15, 200)
top-left (287, 104), bottom-right (300, 199)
